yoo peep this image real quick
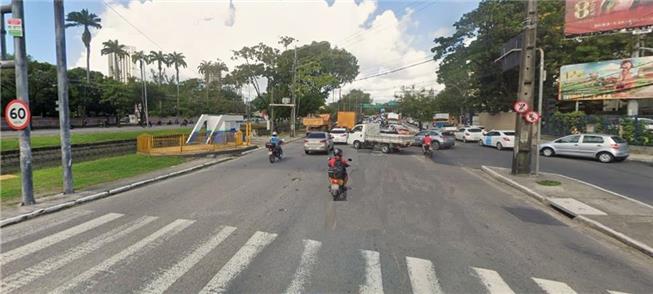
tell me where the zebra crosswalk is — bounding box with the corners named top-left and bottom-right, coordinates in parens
top-left (0, 212), bottom-right (634, 293)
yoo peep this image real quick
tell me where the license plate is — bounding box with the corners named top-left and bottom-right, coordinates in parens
top-left (268, 151), bottom-right (273, 155)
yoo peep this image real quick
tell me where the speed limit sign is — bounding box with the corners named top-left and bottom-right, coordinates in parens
top-left (523, 110), bottom-right (541, 124)
top-left (4, 99), bottom-right (31, 130)
top-left (513, 100), bottom-right (529, 114)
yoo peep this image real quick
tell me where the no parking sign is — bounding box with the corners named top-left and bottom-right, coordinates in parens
top-left (4, 99), bottom-right (31, 130)
top-left (524, 111), bottom-right (541, 124)
top-left (513, 100), bottom-right (529, 114)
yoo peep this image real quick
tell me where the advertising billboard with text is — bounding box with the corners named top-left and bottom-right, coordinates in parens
top-left (559, 56), bottom-right (653, 101)
top-left (565, 0), bottom-right (653, 35)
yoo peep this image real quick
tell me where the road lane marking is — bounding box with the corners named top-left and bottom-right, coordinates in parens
top-left (284, 239), bottom-right (322, 294)
top-left (1, 209), bottom-right (94, 245)
top-left (359, 250), bottom-right (384, 294)
top-left (532, 277), bottom-right (577, 294)
top-left (199, 231), bottom-right (278, 294)
top-left (405, 257), bottom-right (443, 294)
top-left (51, 219), bottom-right (194, 294)
top-left (0, 213), bottom-right (123, 264)
top-left (1, 216), bottom-right (157, 293)
top-left (139, 225), bottom-right (237, 294)
top-left (471, 267), bottom-right (515, 294)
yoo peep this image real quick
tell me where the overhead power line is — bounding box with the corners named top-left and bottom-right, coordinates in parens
top-left (102, 1), bottom-right (165, 50)
top-left (354, 59), bottom-right (434, 81)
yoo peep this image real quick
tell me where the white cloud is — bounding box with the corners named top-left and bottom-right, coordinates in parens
top-left (75, 0), bottom-right (443, 103)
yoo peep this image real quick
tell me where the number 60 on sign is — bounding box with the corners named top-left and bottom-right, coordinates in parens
top-left (4, 99), bottom-right (31, 130)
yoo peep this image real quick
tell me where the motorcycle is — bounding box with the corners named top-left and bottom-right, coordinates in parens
top-left (423, 143), bottom-right (432, 158)
top-left (266, 142), bottom-right (282, 163)
top-left (328, 158), bottom-right (352, 201)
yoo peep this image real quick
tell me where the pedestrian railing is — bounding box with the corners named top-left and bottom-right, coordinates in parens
top-left (137, 124), bottom-right (251, 155)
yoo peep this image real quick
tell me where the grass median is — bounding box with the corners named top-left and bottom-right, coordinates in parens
top-left (1, 154), bottom-right (186, 205)
top-left (1, 128), bottom-right (192, 151)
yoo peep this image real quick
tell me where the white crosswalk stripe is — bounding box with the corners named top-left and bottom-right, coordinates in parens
top-left (1, 216), bottom-right (157, 293)
top-left (0, 209), bottom-right (94, 245)
top-left (51, 219), bottom-right (194, 294)
top-left (359, 250), bottom-right (384, 294)
top-left (0, 213), bottom-right (123, 264)
top-left (471, 267), bottom-right (516, 294)
top-left (199, 231), bottom-right (278, 294)
top-left (405, 256), bottom-right (443, 294)
top-left (284, 239), bottom-right (322, 294)
top-left (532, 277), bottom-right (578, 294)
top-left (607, 291), bottom-right (631, 294)
top-left (139, 225), bottom-right (237, 294)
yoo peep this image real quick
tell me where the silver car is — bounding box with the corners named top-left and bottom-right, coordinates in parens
top-left (539, 134), bottom-right (629, 163)
top-left (413, 129), bottom-right (455, 149)
top-left (304, 132), bottom-right (334, 154)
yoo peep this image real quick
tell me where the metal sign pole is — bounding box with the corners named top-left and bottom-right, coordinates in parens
top-left (12, 0), bottom-right (35, 205)
top-left (54, 0), bottom-right (73, 193)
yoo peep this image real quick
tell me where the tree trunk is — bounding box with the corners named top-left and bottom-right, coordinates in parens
top-left (176, 68), bottom-right (180, 117)
top-left (85, 45), bottom-right (90, 83)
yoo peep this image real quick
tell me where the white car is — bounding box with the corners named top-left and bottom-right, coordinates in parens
top-left (454, 127), bottom-right (484, 142)
top-left (479, 130), bottom-right (515, 150)
top-left (330, 128), bottom-right (349, 144)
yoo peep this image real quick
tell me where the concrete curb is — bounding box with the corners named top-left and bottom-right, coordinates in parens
top-left (480, 165), bottom-right (653, 258)
top-left (553, 173), bottom-right (653, 210)
top-left (0, 149), bottom-right (255, 228)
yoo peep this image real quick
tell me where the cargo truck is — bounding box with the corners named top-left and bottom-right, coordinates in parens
top-left (337, 111), bottom-right (357, 130)
top-left (347, 123), bottom-right (413, 153)
top-left (302, 114), bottom-right (331, 132)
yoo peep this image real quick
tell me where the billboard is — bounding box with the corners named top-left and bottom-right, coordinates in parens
top-left (565, 0), bottom-right (653, 35)
top-left (559, 56), bottom-right (653, 101)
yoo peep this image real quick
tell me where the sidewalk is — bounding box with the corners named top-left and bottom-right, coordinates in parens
top-left (482, 166), bottom-right (653, 257)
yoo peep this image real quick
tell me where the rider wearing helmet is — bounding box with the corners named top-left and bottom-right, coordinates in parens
top-left (328, 148), bottom-right (350, 186)
top-left (269, 132), bottom-right (283, 155)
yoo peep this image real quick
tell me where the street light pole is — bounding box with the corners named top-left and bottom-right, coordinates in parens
top-left (54, 0), bottom-right (73, 193)
top-left (533, 48), bottom-right (545, 176)
top-left (290, 45), bottom-right (297, 137)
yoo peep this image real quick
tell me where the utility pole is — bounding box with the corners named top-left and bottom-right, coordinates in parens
top-left (143, 63), bottom-right (150, 127)
top-left (11, 0), bottom-right (35, 204)
top-left (290, 45), bottom-right (297, 137)
top-left (54, 0), bottom-right (73, 194)
top-left (511, 0), bottom-right (537, 175)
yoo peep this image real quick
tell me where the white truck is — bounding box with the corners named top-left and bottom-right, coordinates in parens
top-left (347, 123), bottom-right (413, 153)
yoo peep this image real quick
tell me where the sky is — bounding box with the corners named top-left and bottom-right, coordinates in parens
top-left (2, 0), bottom-right (479, 102)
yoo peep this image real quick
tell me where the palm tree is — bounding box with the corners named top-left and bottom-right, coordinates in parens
top-left (100, 40), bottom-right (129, 80)
top-left (198, 60), bottom-right (213, 105)
top-left (132, 51), bottom-right (150, 126)
top-left (211, 59), bottom-right (229, 108)
top-left (149, 51), bottom-right (168, 85)
top-left (65, 9), bottom-right (102, 84)
top-left (167, 51), bottom-right (187, 116)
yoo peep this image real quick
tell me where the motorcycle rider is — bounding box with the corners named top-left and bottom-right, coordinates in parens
top-left (422, 133), bottom-right (433, 153)
top-left (328, 148), bottom-right (350, 187)
top-left (269, 132), bottom-right (283, 156)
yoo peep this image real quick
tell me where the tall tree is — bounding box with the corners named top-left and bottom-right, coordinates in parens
top-left (198, 60), bottom-right (213, 105)
top-left (211, 59), bottom-right (229, 104)
top-left (100, 40), bottom-right (128, 80)
top-left (132, 51), bottom-right (150, 124)
top-left (65, 9), bottom-right (102, 84)
top-left (167, 51), bottom-right (187, 116)
top-left (149, 50), bottom-right (168, 85)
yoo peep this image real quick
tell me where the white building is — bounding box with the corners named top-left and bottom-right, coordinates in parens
top-left (107, 45), bottom-right (138, 83)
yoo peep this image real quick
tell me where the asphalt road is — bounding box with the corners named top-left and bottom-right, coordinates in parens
top-left (431, 140), bottom-right (653, 206)
top-left (2, 142), bottom-right (652, 293)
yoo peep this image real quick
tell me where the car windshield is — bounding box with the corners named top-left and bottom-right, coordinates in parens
top-left (469, 128), bottom-right (482, 132)
top-left (307, 133), bottom-right (326, 139)
top-left (330, 129), bottom-right (346, 134)
top-left (503, 132), bottom-right (515, 136)
top-left (611, 136), bottom-right (627, 143)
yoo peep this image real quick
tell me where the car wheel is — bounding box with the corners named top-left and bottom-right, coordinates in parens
top-left (541, 148), bottom-right (554, 157)
top-left (598, 152), bottom-right (614, 163)
top-left (433, 141), bottom-right (441, 150)
top-left (353, 140), bottom-right (361, 150)
top-left (496, 142), bottom-right (503, 150)
top-left (381, 144), bottom-right (391, 153)
top-left (305, 150), bottom-right (310, 155)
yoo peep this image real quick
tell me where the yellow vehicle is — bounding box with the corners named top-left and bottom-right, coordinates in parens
top-left (337, 111), bottom-right (357, 130)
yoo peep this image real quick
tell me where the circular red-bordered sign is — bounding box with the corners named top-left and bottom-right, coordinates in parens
top-left (523, 110), bottom-right (541, 124)
top-left (513, 100), bottom-right (530, 114)
top-left (4, 99), bottom-right (31, 130)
